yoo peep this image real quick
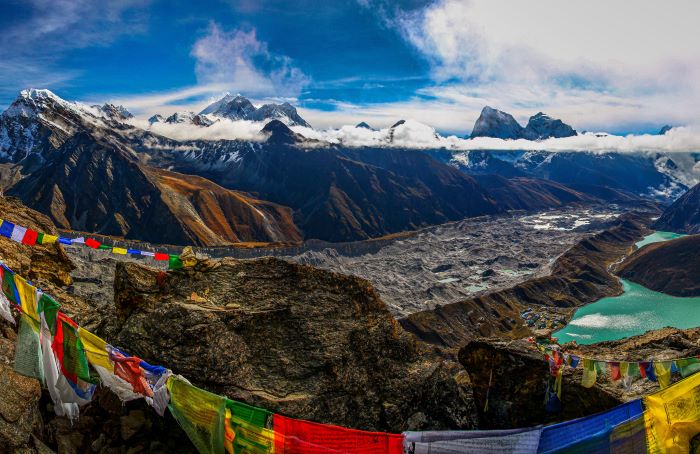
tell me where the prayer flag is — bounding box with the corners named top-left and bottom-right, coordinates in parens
top-left (225, 399), bottom-right (274, 454)
top-left (109, 349), bottom-right (153, 397)
top-left (644, 370), bottom-right (700, 452)
top-left (10, 225), bottom-right (27, 243)
top-left (581, 358), bottom-right (597, 388)
top-left (168, 255), bottom-right (184, 270)
top-left (676, 358), bottom-right (700, 378)
top-left (52, 313), bottom-right (94, 385)
top-left (112, 247), bottom-right (128, 255)
top-left (85, 238), bottom-right (101, 249)
top-left (1, 264), bottom-right (20, 305)
top-left (653, 361), bottom-right (672, 389)
top-left (58, 237), bottom-right (72, 245)
top-left (167, 375), bottom-right (226, 454)
top-left (15, 275), bottom-right (39, 323)
top-left (155, 253), bottom-right (169, 261)
top-left (0, 220), bottom-right (14, 238)
top-left (78, 328), bottom-right (113, 372)
top-left (38, 233), bottom-right (58, 244)
top-left (21, 229), bottom-right (38, 246)
top-left (38, 293), bottom-right (60, 335)
top-left (273, 414), bottom-right (404, 454)
top-left (608, 362), bottom-right (621, 381)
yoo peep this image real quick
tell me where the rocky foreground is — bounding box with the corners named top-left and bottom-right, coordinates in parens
top-left (0, 195), bottom-right (692, 453)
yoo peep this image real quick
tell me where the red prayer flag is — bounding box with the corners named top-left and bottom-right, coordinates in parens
top-left (109, 350), bottom-right (154, 397)
top-left (273, 414), bottom-right (403, 454)
top-left (639, 362), bottom-right (648, 378)
top-left (85, 238), bottom-right (101, 249)
top-left (21, 229), bottom-right (38, 246)
top-left (154, 253), bottom-right (169, 261)
top-left (609, 362), bottom-right (621, 381)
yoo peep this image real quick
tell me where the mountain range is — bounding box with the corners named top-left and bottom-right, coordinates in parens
top-left (148, 93), bottom-right (311, 128)
top-left (0, 88), bottom-right (697, 245)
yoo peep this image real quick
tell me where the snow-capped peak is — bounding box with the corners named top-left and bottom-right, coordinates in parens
top-left (4, 88), bottom-right (81, 118)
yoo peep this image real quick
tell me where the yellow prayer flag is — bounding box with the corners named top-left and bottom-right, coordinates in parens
top-left (112, 247), bottom-right (128, 255)
top-left (644, 371), bottom-right (700, 453)
top-left (653, 361), bottom-right (673, 389)
top-left (79, 327), bottom-right (114, 372)
top-left (14, 275), bottom-right (39, 323)
top-left (42, 234), bottom-right (58, 244)
top-left (581, 358), bottom-right (597, 388)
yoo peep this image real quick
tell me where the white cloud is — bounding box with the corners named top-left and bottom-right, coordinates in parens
top-left (191, 23), bottom-right (310, 97)
top-left (132, 113), bottom-right (700, 154)
top-left (387, 0), bottom-right (700, 132)
top-left (128, 117), bottom-right (268, 142)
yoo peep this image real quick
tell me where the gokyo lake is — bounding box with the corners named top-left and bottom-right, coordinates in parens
top-left (554, 231), bottom-right (700, 344)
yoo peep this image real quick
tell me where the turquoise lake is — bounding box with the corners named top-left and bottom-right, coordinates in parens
top-left (553, 231), bottom-right (699, 344)
top-left (634, 230), bottom-right (685, 248)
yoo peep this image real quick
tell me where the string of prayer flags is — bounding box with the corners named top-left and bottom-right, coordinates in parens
top-left (0, 217), bottom-right (184, 269)
top-left (8, 256), bottom-right (700, 453)
top-left (534, 341), bottom-right (700, 391)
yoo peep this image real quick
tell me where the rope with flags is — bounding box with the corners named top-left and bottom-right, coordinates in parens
top-left (0, 217), bottom-right (184, 269)
top-left (3, 223), bottom-right (700, 452)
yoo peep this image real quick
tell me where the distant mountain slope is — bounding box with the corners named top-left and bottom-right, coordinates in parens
top-left (8, 132), bottom-right (302, 246)
top-left (653, 182), bottom-right (700, 233)
top-left (617, 234), bottom-right (700, 297)
top-left (140, 123), bottom-right (502, 242)
top-left (473, 175), bottom-right (596, 210)
top-left (443, 150), bottom-right (682, 201)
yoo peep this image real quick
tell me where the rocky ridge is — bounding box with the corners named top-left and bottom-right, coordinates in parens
top-left (617, 234), bottom-right (700, 296)
top-left (653, 181), bottom-right (700, 233)
top-left (470, 107), bottom-right (576, 140)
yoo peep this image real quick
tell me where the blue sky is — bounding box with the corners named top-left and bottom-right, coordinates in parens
top-left (1, 0), bottom-right (699, 134)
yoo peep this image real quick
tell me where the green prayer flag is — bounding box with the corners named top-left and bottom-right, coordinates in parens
top-left (1, 269), bottom-right (19, 305)
top-left (677, 358), bottom-right (700, 378)
top-left (38, 293), bottom-right (60, 335)
top-left (168, 255), bottom-right (184, 270)
top-left (60, 318), bottom-right (97, 384)
top-left (225, 399), bottom-right (274, 454)
top-left (167, 375), bottom-right (226, 454)
top-left (36, 233), bottom-right (45, 244)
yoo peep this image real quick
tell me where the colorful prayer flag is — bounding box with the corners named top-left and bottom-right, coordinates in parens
top-left (10, 225), bottom-right (27, 243)
top-left (0, 220), bottom-right (15, 238)
top-left (273, 414), bottom-right (404, 453)
top-left (109, 349), bottom-right (153, 397)
top-left (167, 375), bottom-right (226, 454)
top-left (85, 238), bottom-right (101, 249)
top-left (112, 247), bottom-right (128, 255)
top-left (21, 228), bottom-right (38, 246)
top-left (1, 264), bottom-right (20, 305)
top-left (38, 293), bottom-right (60, 335)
